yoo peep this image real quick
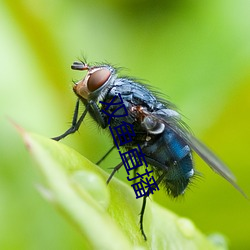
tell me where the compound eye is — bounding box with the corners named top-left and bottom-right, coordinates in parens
top-left (87, 68), bottom-right (111, 92)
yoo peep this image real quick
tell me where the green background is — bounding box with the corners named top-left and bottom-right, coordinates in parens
top-left (1, 0), bottom-right (250, 249)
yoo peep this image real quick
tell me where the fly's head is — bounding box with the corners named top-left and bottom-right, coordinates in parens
top-left (72, 61), bottom-right (116, 101)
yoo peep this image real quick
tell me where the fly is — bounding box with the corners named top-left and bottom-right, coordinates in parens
top-left (52, 60), bottom-right (246, 240)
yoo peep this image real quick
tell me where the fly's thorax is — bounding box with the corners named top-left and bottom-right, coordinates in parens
top-left (73, 64), bottom-right (117, 102)
top-left (139, 108), bottom-right (180, 135)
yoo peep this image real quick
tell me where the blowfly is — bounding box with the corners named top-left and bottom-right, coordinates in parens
top-left (52, 60), bottom-right (246, 240)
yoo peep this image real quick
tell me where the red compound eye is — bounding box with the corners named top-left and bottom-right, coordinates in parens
top-left (87, 68), bottom-right (111, 92)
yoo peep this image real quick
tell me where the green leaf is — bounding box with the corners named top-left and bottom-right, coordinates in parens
top-left (19, 127), bottom-right (226, 250)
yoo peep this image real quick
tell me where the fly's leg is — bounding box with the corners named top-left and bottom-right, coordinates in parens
top-left (140, 195), bottom-right (148, 240)
top-left (52, 99), bottom-right (107, 141)
top-left (52, 99), bottom-right (89, 141)
top-left (139, 173), bottom-right (166, 240)
top-left (96, 146), bottom-right (116, 165)
top-left (106, 153), bottom-right (133, 183)
top-left (106, 161), bottom-right (123, 184)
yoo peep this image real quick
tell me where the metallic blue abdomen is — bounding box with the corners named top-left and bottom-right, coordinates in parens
top-left (142, 128), bottom-right (193, 197)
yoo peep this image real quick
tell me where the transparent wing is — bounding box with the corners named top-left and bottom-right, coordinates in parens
top-left (148, 109), bottom-right (247, 198)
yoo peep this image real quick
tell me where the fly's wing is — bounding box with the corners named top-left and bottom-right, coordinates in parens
top-left (181, 131), bottom-right (248, 198)
top-left (151, 109), bottom-right (247, 198)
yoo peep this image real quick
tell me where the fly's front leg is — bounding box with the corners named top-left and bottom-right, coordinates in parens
top-left (52, 99), bottom-right (89, 141)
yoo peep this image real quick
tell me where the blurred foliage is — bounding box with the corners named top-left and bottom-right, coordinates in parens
top-left (0, 0), bottom-right (250, 249)
top-left (16, 129), bottom-right (224, 250)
